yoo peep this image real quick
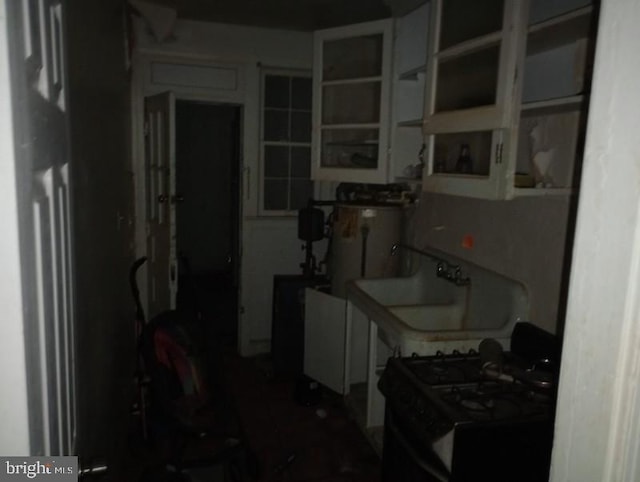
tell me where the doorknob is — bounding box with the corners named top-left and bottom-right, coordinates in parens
top-left (158, 194), bottom-right (168, 203)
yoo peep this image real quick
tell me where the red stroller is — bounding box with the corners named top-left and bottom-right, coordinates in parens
top-left (130, 257), bottom-right (259, 481)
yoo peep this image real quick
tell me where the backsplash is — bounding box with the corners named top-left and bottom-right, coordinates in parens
top-left (408, 192), bottom-right (574, 334)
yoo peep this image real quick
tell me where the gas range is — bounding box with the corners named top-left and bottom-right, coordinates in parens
top-left (378, 323), bottom-right (560, 482)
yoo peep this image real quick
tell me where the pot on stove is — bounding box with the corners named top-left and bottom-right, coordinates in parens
top-left (479, 336), bottom-right (557, 390)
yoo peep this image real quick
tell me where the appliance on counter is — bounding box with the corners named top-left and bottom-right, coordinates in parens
top-left (378, 322), bottom-right (560, 482)
top-left (329, 202), bottom-right (404, 298)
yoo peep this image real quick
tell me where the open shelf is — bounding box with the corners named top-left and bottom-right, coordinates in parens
top-left (394, 176), bottom-right (423, 185)
top-left (325, 140), bottom-right (379, 147)
top-left (398, 64), bottom-right (427, 81)
top-left (521, 94), bottom-right (585, 113)
top-left (322, 76), bottom-right (383, 86)
top-left (397, 118), bottom-right (423, 127)
top-left (437, 31), bottom-right (502, 60)
top-left (513, 187), bottom-right (576, 197)
top-left (527, 5), bottom-right (594, 55)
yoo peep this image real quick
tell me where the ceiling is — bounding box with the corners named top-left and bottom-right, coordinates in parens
top-left (142, 0), bottom-right (395, 30)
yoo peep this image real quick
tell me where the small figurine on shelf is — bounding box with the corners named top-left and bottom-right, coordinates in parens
top-left (529, 123), bottom-right (556, 188)
top-left (455, 143), bottom-right (473, 174)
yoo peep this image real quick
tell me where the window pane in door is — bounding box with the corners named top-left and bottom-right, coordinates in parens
top-left (323, 34), bottom-right (384, 81)
top-left (322, 82), bottom-right (381, 124)
top-left (292, 77), bottom-right (312, 110)
top-left (265, 75), bottom-right (290, 108)
top-left (291, 146), bottom-right (311, 178)
top-left (264, 145), bottom-right (289, 177)
top-left (432, 131), bottom-right (494, 177)
top-left (264, 179), bottom-right (289, 210)
top-left (264, 109), bottom-right (290, 141)
top-left (290, 180), bottom-right (313, 209)
top-left (435, 45), bottom-right (500, 112)
top-left (440, 0), bottom-right (504, 50)
top-left (291, 111), bottom-right (312, 142)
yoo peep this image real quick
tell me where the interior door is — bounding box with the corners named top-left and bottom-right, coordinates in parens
top-left (2, 0), bottom-right (77, 455)
top-left (144, 92), bottom-right (177, 318)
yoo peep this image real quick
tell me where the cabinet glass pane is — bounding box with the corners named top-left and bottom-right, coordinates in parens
top-left (517, 108), bottom-right (581, 188)
top-left (432, 131), bottom-right (493, 177)
top-left (322, 82), bottom-right (381, 124)
top-left (440, 0), bottom-right (504, 50)
top-left (323, 34), bottom-right (383, 81)
top-left (321, 129), bottom-right (379, 169)
top-left (435, 45), bottom-right (500, 112)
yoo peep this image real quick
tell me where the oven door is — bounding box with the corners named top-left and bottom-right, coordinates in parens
top-left (382, 409), bottom-right (450, 482)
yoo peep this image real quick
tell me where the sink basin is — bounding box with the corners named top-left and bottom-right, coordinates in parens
top-left (346, 247), bottom-right (529, 355)
top-left (387, 304), bottom-right (465, 331)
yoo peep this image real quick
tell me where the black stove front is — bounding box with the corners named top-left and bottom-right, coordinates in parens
top-left (378, 323), bottom-right (560, 482)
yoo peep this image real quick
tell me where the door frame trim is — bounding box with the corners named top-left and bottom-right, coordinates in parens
top-left (131, 52), bottom-right (246, 349)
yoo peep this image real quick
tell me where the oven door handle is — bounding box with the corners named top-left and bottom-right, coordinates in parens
top-left (387, 418), bottom-right (450, 482)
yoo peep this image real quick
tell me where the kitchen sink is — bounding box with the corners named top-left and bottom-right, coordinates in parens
top-left (346, 245), bottom-right (530, 355)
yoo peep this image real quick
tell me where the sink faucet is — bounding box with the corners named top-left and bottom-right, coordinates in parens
top-left (391, 243), bottom-right (471, 287)
top-left (437, 262), bottom-right (471, 286)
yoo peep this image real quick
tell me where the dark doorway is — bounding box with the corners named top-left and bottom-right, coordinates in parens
top-left (175, 100), bottom-right (242, 346)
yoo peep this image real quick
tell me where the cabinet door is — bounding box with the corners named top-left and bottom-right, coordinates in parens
top-left (511, 1), bottom-right (596, 198)
top-left (311, 19), bottom-right (393, 184)
top-left (422, 0), bottom-right (527, 199)
top-left (304, 289), bottom-right (346, 394)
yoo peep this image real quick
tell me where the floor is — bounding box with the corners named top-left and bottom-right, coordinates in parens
top-left (115, 272), bottom-right (381, 482)
top-left (222, 354), bottom-right (381, 482)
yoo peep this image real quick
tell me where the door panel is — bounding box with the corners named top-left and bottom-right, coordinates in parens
top-left (304, 288), bottom-right (346, 394)
top-left (144, 92), bottom-right (176, 318)
top-left (3, 0), bottom-right (76, 455)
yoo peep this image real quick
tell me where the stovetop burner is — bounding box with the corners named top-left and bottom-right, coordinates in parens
top-left (437, 381), bottom-right (551, 422)
top-left (380, 345), bottom-right (557, 429)
top-left (403, 350), bottom-right (484, 386)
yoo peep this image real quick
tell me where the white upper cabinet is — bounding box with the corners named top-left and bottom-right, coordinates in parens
top-left (422, 0), bottom-right (598, 199)
top-left (422, 0), bottom-right (526, 199)
top-left (514, 0), bottom-right (595, 198)
top-left (311, 0), bottom-right (597, 196)
top-left (311, 19), bottom-right (394, 184)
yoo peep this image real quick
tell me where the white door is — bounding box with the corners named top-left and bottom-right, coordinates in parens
top-left (1, 0), bottom-right (76, 455)
top-left (144, 92), bottom-right (177, 318)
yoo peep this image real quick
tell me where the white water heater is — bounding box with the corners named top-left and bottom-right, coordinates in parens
top-left (330, 203), bottom-right (404, 298)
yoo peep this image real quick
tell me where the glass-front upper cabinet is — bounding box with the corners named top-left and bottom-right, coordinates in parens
top-left (311, 20), bottom-right (393, 183)
top-left (422, 0), bottom-right (527, 198)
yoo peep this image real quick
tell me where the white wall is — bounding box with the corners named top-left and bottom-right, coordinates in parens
top-left (412, 193), bottom-right (572, 334)
top-left (133, 19), bottom-right (313, 355)
top-left (550, 0), bottom-right (640, 480)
